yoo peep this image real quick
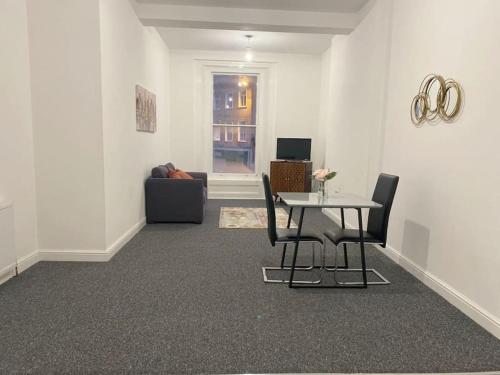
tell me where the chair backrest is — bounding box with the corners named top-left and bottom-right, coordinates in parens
top-left (367, 173), bottom-right (399, 247)
top-left (262, 173), bottom-right (278, 246)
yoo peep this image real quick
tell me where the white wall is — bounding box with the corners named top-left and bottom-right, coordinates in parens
top-left (99, 0), bottom-right (170, 248)
top-left (315, 48), bottom-right (333, 170)
top-left (323, 0), bottom-right (500, 336)
top-left (324, 0), bottom-right (393, 201)
top-left (22, 0), bottom-right (171, 256)
top-left (382, 0), bottom-right (500, 333)
top-left (27, 0), bottom-right (107, 251)
top-left (273, 54), bottom-right (322, 155)
top-left (169, 50), bottom-right (323, 174)
top-left (0, 0), bottom-right (38, 262)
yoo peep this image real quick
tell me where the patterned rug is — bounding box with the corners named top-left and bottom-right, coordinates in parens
top-left (219, 207), bottom-right (297, 229)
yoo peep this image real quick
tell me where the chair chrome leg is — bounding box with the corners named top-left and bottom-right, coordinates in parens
top-left (280, 242), bottom-right (316, 270)
top-left (333, 268), bottom-right (390, 285)
top-left (328, 243), bottom-right (390, 285)
top-left (319, 235), bottom-right (348, 269)
top-left (262, 267), bottom-right (321, 284)
top-left (263, 242), bottom-right (322, 284)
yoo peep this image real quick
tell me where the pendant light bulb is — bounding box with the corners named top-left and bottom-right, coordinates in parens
top-left (245, 48), bottom-right (253, 62)
top-left (244, 35), bottom-right (253, 62)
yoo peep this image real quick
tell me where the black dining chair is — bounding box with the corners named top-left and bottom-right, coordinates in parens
top-left (323, 173), bottom-right (399, 286)
top-left (261, 173), bottom-right (323, 284)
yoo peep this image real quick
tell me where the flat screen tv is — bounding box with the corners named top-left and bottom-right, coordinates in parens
top-left (276, 138), bottom-right (311, 161)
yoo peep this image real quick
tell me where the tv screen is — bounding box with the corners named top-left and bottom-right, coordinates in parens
top-left (276, 138), bottom-right (311, 161)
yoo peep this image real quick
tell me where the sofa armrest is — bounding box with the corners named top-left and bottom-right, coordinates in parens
top-left (188, 172), bottom-right (208, 188)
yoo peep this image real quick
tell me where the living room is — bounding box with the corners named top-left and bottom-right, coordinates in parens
top-left (1, 0), bottom-right (500, 373)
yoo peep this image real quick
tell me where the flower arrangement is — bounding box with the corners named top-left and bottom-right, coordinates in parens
top-left (313, 169), bottom-right (337, 197)
top-left (313, 168), bottom-right (337, 182)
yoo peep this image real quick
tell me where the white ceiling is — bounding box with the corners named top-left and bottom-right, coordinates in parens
top-left (158, 28), bottom-right (333, 54)
top-left (136, 0), bottom-right (368, 55)
top-left (136, 0), bottom-right (369, 13)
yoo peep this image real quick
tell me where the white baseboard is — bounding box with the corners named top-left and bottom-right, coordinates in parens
top-left (17, 250), bottom-right (41, 273)
top-left (322, 208), bottom-right (342, 224)
top-left (39, 249), bottom-right (113, 262)
top-left (0, 262), bottom-right (16, 285)
top-left (38, 218), bottom-right (146, 263)
top-left (208, 191), bottom-right (263, 199)
top-left (1, 250), bottom-right (41, 284)
top-left (381, 243), bottom-right (500, 339)
top-left (106, 218), bottom-right (146, 260)
top-left (322, 208), bottom-right (500, 339)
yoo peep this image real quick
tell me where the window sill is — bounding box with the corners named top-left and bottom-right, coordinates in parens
top-left (209, 174), bottom-right (260, 183)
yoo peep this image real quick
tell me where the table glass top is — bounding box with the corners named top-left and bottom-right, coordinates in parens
top-left (277, 192), bottom-right (382, 209)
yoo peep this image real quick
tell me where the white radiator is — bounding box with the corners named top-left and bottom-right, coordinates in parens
top-left (0, 202), bottom-right (17, 284)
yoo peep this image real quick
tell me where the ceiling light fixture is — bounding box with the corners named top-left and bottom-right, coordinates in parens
top-left (244, 35), bottom-right (253, 62)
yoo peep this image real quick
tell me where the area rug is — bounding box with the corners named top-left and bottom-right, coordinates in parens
top-left (219, 207), bottom-right (297, 229)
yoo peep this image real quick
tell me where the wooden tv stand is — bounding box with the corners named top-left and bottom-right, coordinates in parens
top-left (270, 160), bottom-right (312, 197)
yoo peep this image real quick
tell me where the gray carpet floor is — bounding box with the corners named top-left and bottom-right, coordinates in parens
top-left (1, 199), bottom-right (500, 374)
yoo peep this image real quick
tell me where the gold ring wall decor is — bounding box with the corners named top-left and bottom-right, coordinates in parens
top-left (411, 74), bottom-right (462, 126)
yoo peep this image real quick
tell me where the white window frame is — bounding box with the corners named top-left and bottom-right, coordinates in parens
top-left (238, 88), bottom-right (247, 108)
top-left (211, 72), bottom-right (258, 175)
top-left (198, 62), bottom-right (277, 179)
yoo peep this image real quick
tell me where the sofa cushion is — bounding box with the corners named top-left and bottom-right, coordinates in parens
top-left (152, 165), bottom-right (169, 178)
top-left (168, 169), bottom-right (193, 179)
top-left (165, 162), bottom-right (176, 173)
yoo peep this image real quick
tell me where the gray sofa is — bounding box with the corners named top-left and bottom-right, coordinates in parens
top-left (145, 163), bottom-right (207, 224)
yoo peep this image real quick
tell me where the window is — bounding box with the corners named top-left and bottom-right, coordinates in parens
top-left (238, 89), bottom-right (247, 108)
top-left (238, 127), bottom-right (247, 142)
top-left (214, 95), bottom-right (223, 111)
top-left (212, 74), bottom-right (257, 174)
top-left (225, 93), bottom-right (234, 109)
top-left (225, 127), bottom-right (233, 142)
top-left (213, 126), bottom-right (221, 141)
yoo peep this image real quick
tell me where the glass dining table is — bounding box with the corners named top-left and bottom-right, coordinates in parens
top-left (277, 192), bottom-right (382, 288)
